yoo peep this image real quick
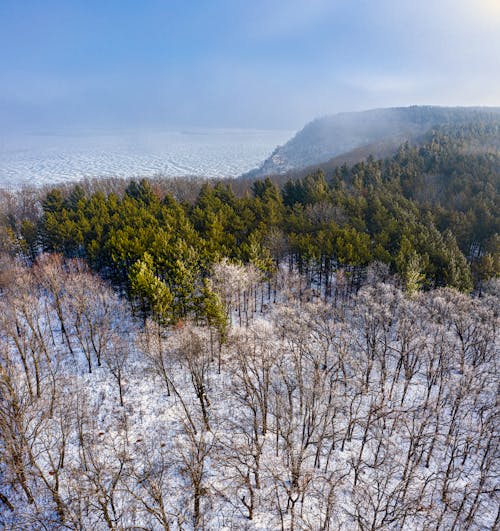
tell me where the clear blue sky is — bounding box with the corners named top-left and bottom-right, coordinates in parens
top-left (1, 0), bottom-right (499, 131)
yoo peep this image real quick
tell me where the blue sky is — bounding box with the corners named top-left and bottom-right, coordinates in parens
top-left (1, 0), bottom-right (499, 131)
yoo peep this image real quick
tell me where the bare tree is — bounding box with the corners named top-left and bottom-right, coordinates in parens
top-left (175, 418), bottom-right (214, 530)
top-left (220, 320), bottom-right (277, 519)
top-left (67, 269), bottom-right (119, 373)
top-left (175, 325), bottom-right (213, 432)
top-left (32, 254), bottom-right (76, 356)
top-left (124, 430), bottom-right (182, 530)
top-left (103, 332), bottom-right (130, 407)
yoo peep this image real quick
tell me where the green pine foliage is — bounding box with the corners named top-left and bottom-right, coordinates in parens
top-left (3, 121), bottom-right (497, 316)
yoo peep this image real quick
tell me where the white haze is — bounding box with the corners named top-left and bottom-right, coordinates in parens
top-left (0, 128), bottom-right (294, 189)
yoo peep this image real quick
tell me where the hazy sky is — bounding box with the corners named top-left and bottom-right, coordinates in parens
top-left (1, 0), bottom-right (499, 131)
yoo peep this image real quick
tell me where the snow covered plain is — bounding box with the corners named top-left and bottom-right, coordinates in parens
top-left (0, 128), bottom-right (293, 188)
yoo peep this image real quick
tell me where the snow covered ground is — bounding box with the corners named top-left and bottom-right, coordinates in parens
top-left (1, 258), bottom-right (498, 530)
top-left (0, 128), bottom-right (293, 188)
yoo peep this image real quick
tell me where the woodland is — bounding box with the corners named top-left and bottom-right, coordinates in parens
top-left (0, 122), bottom-right (498, 529)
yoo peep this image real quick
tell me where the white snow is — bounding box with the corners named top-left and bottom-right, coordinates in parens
top-left (0, 128), bottom-right (293, 189)
top-left (1, 263), bottom-right (498, 530)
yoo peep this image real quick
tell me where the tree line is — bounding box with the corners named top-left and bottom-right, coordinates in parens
top-left (1, 123), bottom-right (498, 321)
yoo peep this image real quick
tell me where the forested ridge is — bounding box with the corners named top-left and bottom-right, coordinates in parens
top-left (0, 121), bottom-right (499, 529)
top-left (251, 106), bottom-right (500, 177)
top-left (3, 122), bottom-right (499, 307)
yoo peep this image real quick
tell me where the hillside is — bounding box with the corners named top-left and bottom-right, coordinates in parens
top-left (250, 106), bottom-right (500, 177)
top-left (1, 120), bottom-right (499, 295)
top-left (0, 257), bottom-right (498, 530)
top-left (0, 114), bottom-right (499, 530)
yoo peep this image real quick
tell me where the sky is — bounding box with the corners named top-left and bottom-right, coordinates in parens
top-left (1, 0), bottom-right (499, 132)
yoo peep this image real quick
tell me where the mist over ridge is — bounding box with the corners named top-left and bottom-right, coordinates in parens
top-left (250, 105), bottom-right (500, 177)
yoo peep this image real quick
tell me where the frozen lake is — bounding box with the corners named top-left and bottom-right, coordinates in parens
top-left (0, 128), bottom-right (293, 189)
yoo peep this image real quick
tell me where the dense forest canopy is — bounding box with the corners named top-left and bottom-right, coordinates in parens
top-left (1, 121), bottom-right (499, 316)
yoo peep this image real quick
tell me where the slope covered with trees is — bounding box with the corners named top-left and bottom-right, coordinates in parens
top-left (2, 120), bottom-right (497, 306)
top-left (0, 118), bottom-right (498, 529)
top-left (250, 106), bottom-right (500, 177)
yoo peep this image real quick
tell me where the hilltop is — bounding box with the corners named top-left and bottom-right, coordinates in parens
top-left (249, 106), bottom-right (500, 177)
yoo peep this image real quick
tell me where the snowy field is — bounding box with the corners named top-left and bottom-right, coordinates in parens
top-left (0, 128), bottom-right (293, 188)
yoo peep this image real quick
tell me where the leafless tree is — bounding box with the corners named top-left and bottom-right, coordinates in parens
top-left (103, 332), bottom-right (130, 408)
top-left (32, 254), bottom-right (77, 356)
top-left (174, 418), bottom-right (214, 530)
top-left (123, 430), bottom-right (183, 530)
top-left (175, 325), bottom-right (213, 432)
top-left (67, 269), bottom-right (120, 373)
